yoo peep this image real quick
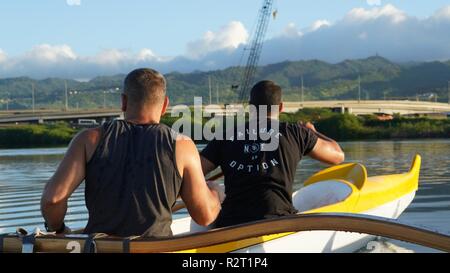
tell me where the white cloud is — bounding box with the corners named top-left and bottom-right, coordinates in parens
top-left (23, 44), bottom-right (77, 63)
top-left (0, 49), bottom-right (7, 63)
top-left (66, 0), bottom-right (81, 6)
top-left (310, 20), bottom-right (331, 31)
top-left (260, 4), bottom-right (450, 64)
top-left (137, 49), bottom-right (157, 62)
top-left (186, 21), bottom-right (248, 59)
top-left (87, 48), bottom-right (169, 66)
top-left (281, 20), bottom-right (330, 38)
top-left (346, 4), bottom-right (406, 24)
top-left (89, 49), bottom-right (127, 66)
top-left (433, 5), bottom-right (450, 20)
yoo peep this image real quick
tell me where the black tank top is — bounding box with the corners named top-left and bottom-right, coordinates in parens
top-left (84, 120), bottom-right (182, 237)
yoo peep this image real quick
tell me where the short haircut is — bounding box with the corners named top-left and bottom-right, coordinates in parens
top-left (123, 68), bottom-right (166, 107)
top-left (249, 80), bottom-right (282, 109)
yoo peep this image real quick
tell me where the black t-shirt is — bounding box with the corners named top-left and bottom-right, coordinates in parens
top-left (201, 120), bottom-right (318, 227)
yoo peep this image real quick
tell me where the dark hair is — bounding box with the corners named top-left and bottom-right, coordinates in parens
top-left (123, 68), bottom-right (166, 107)
top-left (249, 80), bottom-right (282, 109)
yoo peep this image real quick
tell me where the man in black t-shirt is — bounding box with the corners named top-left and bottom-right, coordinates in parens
top-left (201, 80), bottom-right (345, 228)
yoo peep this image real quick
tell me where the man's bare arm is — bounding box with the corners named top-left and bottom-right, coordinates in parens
top-left (41, 128), bottom-right (100, 231)
top-left (200, 156), bottom-right (217, 177)
top-left (304, 122), bottom-right (345, 165)
top-left (177, 139), bottom-right (221, 226)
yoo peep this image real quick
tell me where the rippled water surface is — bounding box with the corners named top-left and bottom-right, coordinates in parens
top-left (0, 140), bottom-right (449, 252)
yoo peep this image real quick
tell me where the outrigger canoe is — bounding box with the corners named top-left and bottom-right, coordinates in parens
top-left (1, 154), bottom-right (450, 253)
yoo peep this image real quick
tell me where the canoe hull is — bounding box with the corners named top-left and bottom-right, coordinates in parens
top-left (233, 191), bottom-right (415, 253)
top-left (170, 155), bottom-right (420, 253)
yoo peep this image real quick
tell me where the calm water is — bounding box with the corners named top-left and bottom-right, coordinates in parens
top-left (0, 140), bottom-right (449, 252)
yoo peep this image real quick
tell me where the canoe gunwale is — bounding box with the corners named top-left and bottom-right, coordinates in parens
top-left (2, 213), bottom-right (449, 253)
top-left (132, 213), bottom-right (450, 253)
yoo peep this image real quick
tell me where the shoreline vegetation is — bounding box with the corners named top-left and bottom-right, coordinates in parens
top-left (0, 109), bottom-right (449, 149)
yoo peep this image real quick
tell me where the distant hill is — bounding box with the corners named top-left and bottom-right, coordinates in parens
top-left (1, 56), bottom-right (450, 110)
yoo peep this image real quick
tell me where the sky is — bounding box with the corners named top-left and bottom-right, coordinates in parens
top-left (1, 0), bottom-right (450, 79)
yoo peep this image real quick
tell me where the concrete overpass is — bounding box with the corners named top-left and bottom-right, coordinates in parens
top-left (283, 100), bottom-right (450, 115)
top-left (0, 109), bottom-right (123, 124)
top-left (0, 100), bottom-right (449, 124)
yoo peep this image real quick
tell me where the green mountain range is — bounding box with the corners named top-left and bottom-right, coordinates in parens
top-left (1, 56), bottom-right (450, 110)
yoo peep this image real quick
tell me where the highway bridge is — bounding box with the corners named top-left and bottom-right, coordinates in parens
top-left (0, 109), bottom-right (124, 125)
top-left (283, 100), bottom-right (450, 115)
top-left (0, 100), bottom-right (449, 124)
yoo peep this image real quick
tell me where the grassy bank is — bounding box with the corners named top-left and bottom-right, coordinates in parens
top-left (0, 110), bottom-right (449, 149)
top-left (0, 122), bottom-right (76, 149)
top-left (280, 109), bottom-right (450, 141)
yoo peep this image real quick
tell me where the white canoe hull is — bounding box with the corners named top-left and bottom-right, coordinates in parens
top-left (233, 192), bottom-right (415, 253)
top-left (171, 192), bottom-right (416, 253)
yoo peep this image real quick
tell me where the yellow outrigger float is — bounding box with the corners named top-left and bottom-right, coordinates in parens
top-left (1, 154), bottom-right (450, 253)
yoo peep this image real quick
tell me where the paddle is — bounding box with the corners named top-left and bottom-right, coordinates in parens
top-left (172, 172), bottom-right (224, 213)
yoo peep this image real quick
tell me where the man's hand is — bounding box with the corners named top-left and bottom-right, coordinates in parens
top-left (302, 121), bottom-right (345, 165)
top-left (46, 224), bottom-right (72, 235)
top-left (207, 181), bottom-right (226, 203)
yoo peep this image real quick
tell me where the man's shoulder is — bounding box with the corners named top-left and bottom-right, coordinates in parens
top-left (174, 133), bottom-right (197, 153)
top-left (71, 126), bottom-right (103, 162)
top-left (72, 126), bottom-right (103, 157)
top-left (76, 126), bottom-right (102, 143)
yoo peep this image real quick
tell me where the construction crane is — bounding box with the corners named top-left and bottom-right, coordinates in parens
top-left (235, 0), bottom-right (276, 102)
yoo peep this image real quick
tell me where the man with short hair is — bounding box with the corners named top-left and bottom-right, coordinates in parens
top-left (41, 68), bottom-right (221, 237)
top-left (201, 80), bottom-right (345, 228)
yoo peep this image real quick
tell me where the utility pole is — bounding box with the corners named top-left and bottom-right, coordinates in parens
top-left (5, 92), bottom-right (9, 111)
top-left (358, 75), bottom-right (361, 103)
top-left (31, 83), bottom-right (35, 113)
top-left (64, 80), bottom-right (68, 111)
top-left (216, 83), bottom-right (220, 104)
top-left (103, 91), bottom-right (106, 109)
top-left (301, 74), bottom-right (304, 102)
top-left (208, 76), bottom-right (212, 105)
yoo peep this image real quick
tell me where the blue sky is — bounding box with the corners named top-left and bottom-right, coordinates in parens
top-left (1, 0), bottom-right (449, 56)
top-left (1, 0), bottom-right (450, 78)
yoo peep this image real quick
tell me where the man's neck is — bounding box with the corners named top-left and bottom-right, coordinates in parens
top-left (124, 112), bottom-right (161, 125)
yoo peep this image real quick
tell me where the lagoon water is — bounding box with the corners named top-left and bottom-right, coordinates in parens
top-left (1, 140), bottom-right (449, 252)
